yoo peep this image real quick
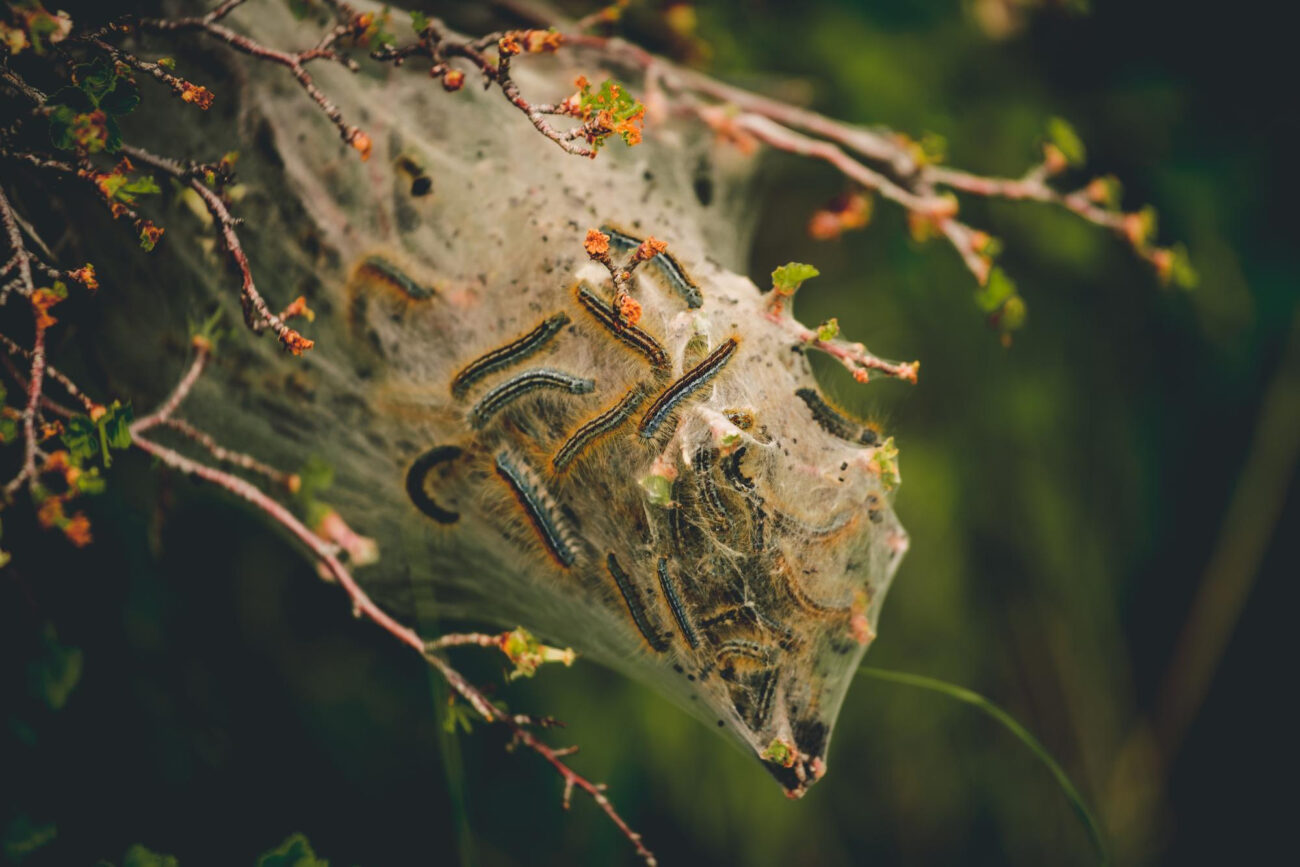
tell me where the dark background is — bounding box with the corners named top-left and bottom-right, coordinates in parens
top-left (3, 0), bottom-right (1297, 864)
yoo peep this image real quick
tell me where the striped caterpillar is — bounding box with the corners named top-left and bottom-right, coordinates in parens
top-left (125, 1), bottom-right (908, 797)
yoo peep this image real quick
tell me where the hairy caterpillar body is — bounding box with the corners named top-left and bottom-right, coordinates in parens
top-left (115, 1), bottom-right (909, 796)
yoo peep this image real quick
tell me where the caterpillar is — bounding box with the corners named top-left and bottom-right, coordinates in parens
top-left (638, 338), bottom-right (739, 439)
top-left (451, 312), bottom-right (571, 399)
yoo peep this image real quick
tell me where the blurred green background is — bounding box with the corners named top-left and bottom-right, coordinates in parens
top-left (3, 0), bottom-right (1297, 864)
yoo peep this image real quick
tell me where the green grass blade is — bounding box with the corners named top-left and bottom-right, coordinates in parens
top-left (858, 666), bottom-right (1109, 865)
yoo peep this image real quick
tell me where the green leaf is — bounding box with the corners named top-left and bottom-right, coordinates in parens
top-left (771, 262), bottom-right (820, 294)
top-left (294, 456), bottom-right (336, 528)
top-left (62, 416), bottom-right (99, 465)
top-left (3, 814), bottom-right (57, 862)
top-left (816, 317), bottom-right (840, 342)
top-left (75, 467), bottom-right (107, 496)
top-left (760, 737), bottom-right (796, 767)
top-left (123, 843), bottom-right (180, 867)
top-left (871, 436), bottom-right (900, 491)
top-left (295, 456), bottom-right (334, 502)
top-left (47, 104), bottom-right (77, 150)
top-left (78, 58), bottom-right (117, 105)
top-left (138, 222), bottom-right (159, 251)
top-left (256, 832), bottom-right (328, 867)
top-left (102, 402), bottom-right (133, 451)
top-left (996, 295), bottom-right (1027, 331)
top-left (410, 10), bottom-right (429, 34)
top-left (1169, 243), bottom-right (1198, 290)
top-left (1047, 116), bottom-right (1087, 167)
top-left (974, 266), bottom-right (1016, 313)
top-left (443, 701), bottom-right (475, 735)
top-left (858, 667), bottom-right (1109, 865)
top-left (122, 175), bottom-right (161, 196)
top-left (61, 401), bottom-right (133, 468)
top-left (188, 307), bottom-right (227, 351)
top-left (100, 79), bottom-right (141, 116)
top-left (638, 471), bottom-right (673, 507)
top-left (27, 624), bottom-right (82, 710)
top-left (49, 85), bottom-right (94, 112)
top-left (104, 114), bottom-right (123, 154)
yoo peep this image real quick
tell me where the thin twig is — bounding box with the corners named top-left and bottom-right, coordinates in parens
top-left (122, 145), bottom-right (314, 354)
top-left (130, 428), bottom-right (657, 865)
top-left (0, 186), bottom-right (36, 303)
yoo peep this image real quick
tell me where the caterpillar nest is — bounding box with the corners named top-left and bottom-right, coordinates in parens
top-left (110, 0), bottom-right (909, 797)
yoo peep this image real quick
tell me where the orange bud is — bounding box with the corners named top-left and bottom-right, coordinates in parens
top-left (442, 69), bottom-right (465, 91)
top-left (498, 33), bottom-right (522, 56)
top-left (350, 129), bottom-right (372, 161)
top-left (618, 294), bottom-right (642, 326)
top-left (583, 228), bottom-right (610, 257)
top-left (64, 512), bottom-right (93, 547)
top-left (69, 264), bottom-right (98, 290)
top-left (282, 328), bottom-right (315, 355)
top-left (1042, 143), bottom-right (1068, 176)
top-left (807, 210), bottom-right (843, 241)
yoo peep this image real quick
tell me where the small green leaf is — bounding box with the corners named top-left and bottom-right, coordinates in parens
top-left (872, 437), bottom-right (901, 491)
top-left (638, 471), bottom-right (673, 508)
top-left (75, 467), bottom-right (107, 496)
top-left (27, 624), bottom-right (82, 710)
top-left (3, 814), bottom-right (57, 862)
top-left (294, 456), bottom-right (336, 528)
top-left (760, 737), bottom-right (796, 767)
top-left (47, 104), bottom-right (77, 150)
top-left (1169, 243), bottom-right (1198, 290)
top-left (104, 114), bottom-right (123, 154)
top-left (100, 79), bottom-right (140, 116)
top-left (442, 701), bottom-right (475, 735)
top-left (123, 843), bottom-right (180, 867)
top-left (121, 175), bottom-right (161, 197)
top-left (410, 10), bottom-right (429, 34)
top-left (78, 58), bottom-right (117, 105)
top-left (256, 832), bottom-right (328, 867)
top-left (1047, 116), bottom-right (1086, 167)
top-left (188, 308), bottom-right (227, 351)
top-left (974, 266), bottom-right (1016, 313)
top-left (996, 295), bottom-right (1027, 331)
top-left (102, 402), bottom-right (133, 451)
top-left (771, 262), bottom-right (820, 294)
top-left (918, 131), bottom-right (947, 164)
top-left (61, 401), bottom-right (132, 468)
top-left (1, 413), bottom-right (21, 444)
top-left (816, 317), bottom-right (840, 342)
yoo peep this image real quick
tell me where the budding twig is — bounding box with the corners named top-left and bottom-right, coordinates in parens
top-left (136, 5), bottom-right (369, 158)
top-left (121, 145), bottom-right (315, 355)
